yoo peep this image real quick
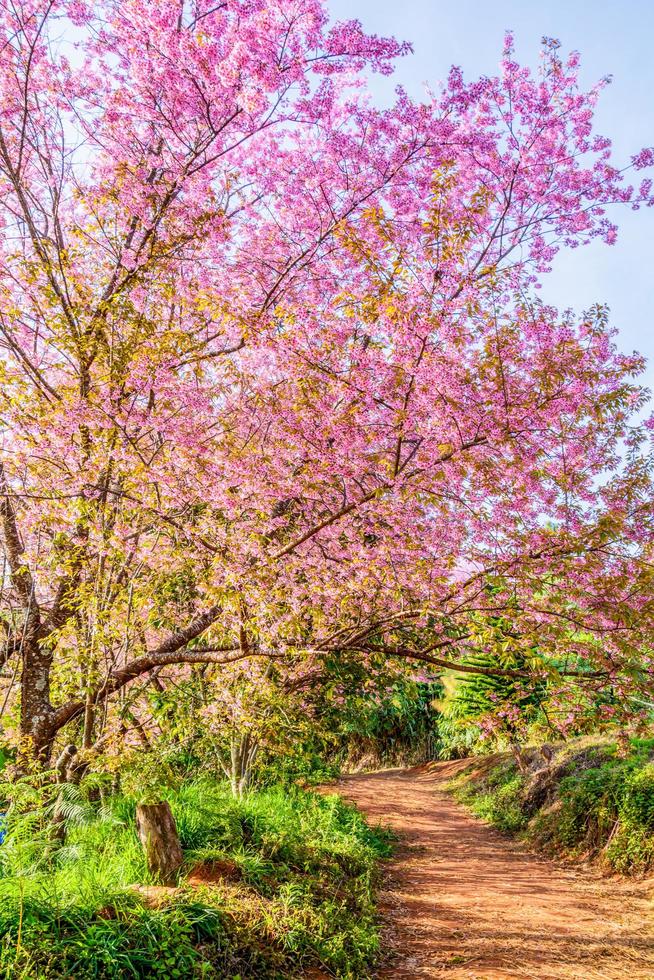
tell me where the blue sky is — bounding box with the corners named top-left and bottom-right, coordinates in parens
top-left (330, 0), bottom-right (654, 389)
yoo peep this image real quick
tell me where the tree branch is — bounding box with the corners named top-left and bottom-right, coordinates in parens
top-left (49, 645), bottom-right (282, 732)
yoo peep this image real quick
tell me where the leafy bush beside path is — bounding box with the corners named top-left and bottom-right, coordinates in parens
top-left (447, 736), bottom-right (654, 875)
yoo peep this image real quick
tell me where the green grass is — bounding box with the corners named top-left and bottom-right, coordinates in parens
top-left (450, 759), bottom-right (528, 834)
top-left (447, 736), bottom-right (654, 874)
top-left (0, 781), bottom-right (392, 978)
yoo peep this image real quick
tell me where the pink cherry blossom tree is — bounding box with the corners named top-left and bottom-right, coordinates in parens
top-left (0, 1), bottom-right (652, 764)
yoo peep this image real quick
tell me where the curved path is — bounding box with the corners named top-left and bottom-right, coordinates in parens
top-left (337, 763), bottom-right (654, 980)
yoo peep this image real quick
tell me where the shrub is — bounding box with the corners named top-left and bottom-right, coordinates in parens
top-left (621, 763), bottom-right (654, 829)
top-left (447, 736), bottom-right (654, 875)
top-left (451, 763), bottom-right (527, 833)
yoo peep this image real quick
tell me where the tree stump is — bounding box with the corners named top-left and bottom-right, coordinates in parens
top-left (135, 802), bottom-right (183, 885)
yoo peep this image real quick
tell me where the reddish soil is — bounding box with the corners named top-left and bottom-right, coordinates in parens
top-left (129, 859), bottom-right (241, 908)
top-left (186, 857), bottom-right (241, 886)
top-left (337, 763), bottom-right (654, 980)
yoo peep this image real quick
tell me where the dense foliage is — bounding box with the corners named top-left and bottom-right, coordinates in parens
top-left (0, 777), bottom-right (390, 978)
top-left (431, 647), bottom-right (643, 759)
top-left (0, 0), bottom-right (653, 768)
top-left (448, 737), bottom-right (654, 874)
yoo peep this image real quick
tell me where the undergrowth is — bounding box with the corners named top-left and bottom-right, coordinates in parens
top-left (0, 781), bottom-right (392, 979)
top-left (451, 758), bottom-right (528, 834)
top-left (447, 736), bottom-right (654, 874)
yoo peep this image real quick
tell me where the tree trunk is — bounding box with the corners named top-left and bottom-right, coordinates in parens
top-left (1, 462), bottom-right (55, 766)
top-left (51, 743), bottom-right (78, 845)
top-left (18, 634), bottom-right (56, 768)
top-left (510, 741), bottom-right (529, 774)
top-left (82, 692), bottom-right (95, 749)
top-left (135, 802), bottom-right (183, 884)
top-left (230, 733), bottom-right (257, 798)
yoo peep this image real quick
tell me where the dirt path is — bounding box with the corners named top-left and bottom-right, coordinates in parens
top-left (337, 763), bottom-right (654, 980)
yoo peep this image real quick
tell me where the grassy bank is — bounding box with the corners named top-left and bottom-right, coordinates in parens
top-left (0, 781), bottom-right (391, 979)
top-left (446, 736), bottom-right (654, 875)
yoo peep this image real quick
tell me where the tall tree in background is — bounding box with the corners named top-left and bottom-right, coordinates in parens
top-left (0, 0), bottom-right (653, 763)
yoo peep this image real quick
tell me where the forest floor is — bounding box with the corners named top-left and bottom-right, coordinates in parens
top-left (336, 761), bottom-right (654, 980)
